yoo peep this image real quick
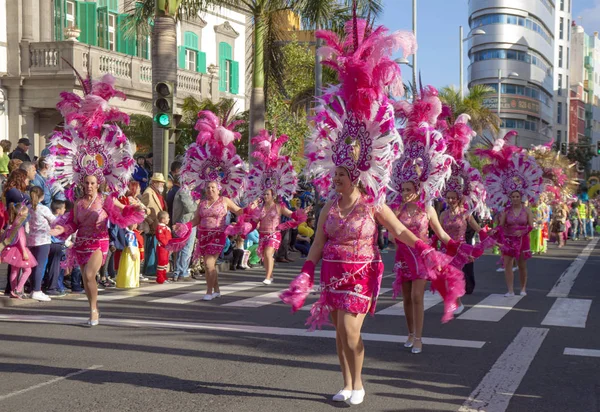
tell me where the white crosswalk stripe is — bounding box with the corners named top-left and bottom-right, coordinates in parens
top-left (458, 294), bottom-right (523, 322)
top-left (149, 281), bottom-right (262, 304)
top-left (80, 282), bottom-right (196, 302)
top-left (542, 298), bottom-right (592, 328)
top-left (377, 290), bottom-right (442, 316)
top-left (223, 289), bottom-right (286, 308)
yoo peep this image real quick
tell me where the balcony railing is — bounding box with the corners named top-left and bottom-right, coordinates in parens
top-left (27, 41), bottom-right (212, 100)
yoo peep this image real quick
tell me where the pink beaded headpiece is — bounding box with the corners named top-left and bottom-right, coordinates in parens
top-left (305, 18), bottom-right (416, 205)
top-left (246, 130), bottom-right (297, 202)
top-left (48, 73), bottom-right (135, 199)
top-left (440, 114), bottom-right (489, 218)
top-left (180, 110), bottom-right (246, 199)
top-left (389, 86), bottom-right (453, 207)
top-left (474, 131), bottom-right (544, 209)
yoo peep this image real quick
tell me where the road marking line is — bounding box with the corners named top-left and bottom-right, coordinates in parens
top-left (0, 314), bottom-right (485, 349)
top-left (80, 282), bottom-right (195, 302)
top-left (458, 294), bottom-right (522, 322)
top-left (563, 348), bottom-right (600, 358)
top-left (377, 290), bottom-right (442, 316)
top-left (223, 290), bottom-right (286, 308)
top-left (547, 238), bottom-right (599, 297)
top-left (0, 364), bottom-right (103, 401)
top-left (149, 281), bottom-right (262, 304)
top-left (541, 298), bottom-right (592, 328)
top-left (459, 327), bottom-right (548, 412)
top-left (300, 288), bottom-right (394, 311)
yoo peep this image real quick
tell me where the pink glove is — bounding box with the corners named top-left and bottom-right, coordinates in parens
top-left (414, 239), bottom-right (434, 257)
top-left (279, 261), bottom-right (315, 312)
top-left (478, 228), bottom-right (489, 241)
top-left (446, 239), bottom-right (460, 256)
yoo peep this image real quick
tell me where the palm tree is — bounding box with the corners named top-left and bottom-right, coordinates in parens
top-left (439, 84), bottom-right (500, 145)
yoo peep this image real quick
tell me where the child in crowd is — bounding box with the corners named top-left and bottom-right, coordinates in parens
top-left (27, 186), bottom-right (55, 301)
top-left (155, 211), bottom-right (172, 284)
top-left (45, 200), bottom-right (68, 296)
top-left (2, 203), bottom-right (36, 299)
top-left (133, 225), bottom-right (146, 281)
top-left (116, 223), bottom-right (141, 288)
top-left (229, 235), bottom-right (246, 271)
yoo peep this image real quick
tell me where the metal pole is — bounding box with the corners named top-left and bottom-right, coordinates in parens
top-left (460, 26), bottom-right (464, 100)
top-left (412, 0), bottom-right (417, 89)
top-left (162, 128), bottom-right (169, 194)
top-left (497, 68), bottom-right (501, 117)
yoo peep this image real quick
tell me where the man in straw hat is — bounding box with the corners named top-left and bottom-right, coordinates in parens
top-left (141, 173), bottom-right (167, 279)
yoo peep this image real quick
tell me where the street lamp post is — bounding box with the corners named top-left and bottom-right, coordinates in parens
top-left (395, 57), bottom-right (414, 100)
top-left (459, 26), bottom-right (485, 100)
top-left (412, 0), bottom-right (417, 88)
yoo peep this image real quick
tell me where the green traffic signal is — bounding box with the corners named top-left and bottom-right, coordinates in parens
top-left (155, 113), bottom-right (171, 127)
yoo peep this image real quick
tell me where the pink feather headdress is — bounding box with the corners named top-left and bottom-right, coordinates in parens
top-left (389, 86), bottom-right (453, 207)
top-left (474, 131), bottom-right (544, 209)
top-left (305, 19), bottom-right (415, 205)
top-left (180, 110), bottom-right (246, 199)
top-left (440, 114), bottom-right (489, 218)
top-left (529, 141), bottom-right (577, 205)
top-left (47, 73), bottom-right (135, 198)
top-left (246, 130), bottom-right (297, 202)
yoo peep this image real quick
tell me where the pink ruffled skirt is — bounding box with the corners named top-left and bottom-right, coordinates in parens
top-left (1, 244), bottom-right (38, 268)
top-left (257, 231), bottom-right (282, 258)
top-left (74, 237), bottom-right (109, 267)
top-left (194, 229), bottom-right (226, 258)
top-left (306, 259), bottom-right (383, 330)
top-left (501, 235), bottom-right (532, 260)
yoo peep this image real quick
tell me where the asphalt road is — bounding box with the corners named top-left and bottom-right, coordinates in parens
top-left (0, 238), bottom-right (599, 412)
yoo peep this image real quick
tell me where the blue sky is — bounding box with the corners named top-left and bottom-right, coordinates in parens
top-left (376, 0), bottom-right (600, 91)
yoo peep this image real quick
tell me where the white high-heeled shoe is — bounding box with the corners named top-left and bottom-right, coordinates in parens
top-left (87, 309), bottom-right (100, 327)
top-left (404, 333), bottom-right (415, 348)
top-left (411, 337), bottom-right (423, 354)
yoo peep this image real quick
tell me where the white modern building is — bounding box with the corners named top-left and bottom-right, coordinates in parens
top-left (0, 0), bottom-right (251, 156)
top-left (468, 0), bottom-right (570, 148)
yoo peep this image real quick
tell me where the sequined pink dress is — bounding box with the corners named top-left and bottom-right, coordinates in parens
top-left (441, 209), bottom-right (470, 269)
top-left (257, 204), bottom-right (282, 258)
top-left (502, 207), bottom-right (532, 260)
top-left (393, 204), bottom-right (430, 293)
top-left (71, 195), bottom-right (110, 266)
top-left (307, 195), bottom-right (384, 328)
top-left (195, 197), bottom-right (228, 258)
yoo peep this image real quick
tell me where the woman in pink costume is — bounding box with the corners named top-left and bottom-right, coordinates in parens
top-left (169, 110), bottom-right (247, 301)
top-left (475, 132), bottom-right (543, 298)
top-left (47, 73), bottom-right (145, 326)
top-left (281, 18), bottom-right (458, 404)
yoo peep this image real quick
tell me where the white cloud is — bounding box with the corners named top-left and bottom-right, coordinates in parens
top-left (574, 0), bottom-right (600, 34)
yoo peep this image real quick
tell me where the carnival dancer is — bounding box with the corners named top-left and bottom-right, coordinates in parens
top-left (244, 130), bottom-right (306, 285)
top-left (438, 114), bottom-right (492, 310)
top-left (475, 132), bottom-right (543, 297)
top-left (48, 73), bottom-right (145, 326)
top-left (280, 18), bottom-right (462, 405)
top-left (167, 110), bottom-right (246, 301)
top-left (389, 87), bottom-right (470, 354)
top-left (530, 200), bottom-right (544, 254)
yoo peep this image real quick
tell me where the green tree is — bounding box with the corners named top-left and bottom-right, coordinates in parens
top-left (121, 114), bottom-right (154, 153)
top-left (567, 136), bottom-right (595, 175)
top-left (439, 85), bottom-right (500, 145)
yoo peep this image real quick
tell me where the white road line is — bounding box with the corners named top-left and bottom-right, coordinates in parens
top-left (547, 238), bottom-right (599, 297)
top-left (80, 282), bottom-right (196, 302)
top-left (223, 290), bottom-right (286, 308)
top-left (0, 364), bottom-right (103, 401)
top-left (0, 314), bottom-right (486, 349)
top-left (149, 281), bottom-right (262, 304)
top-left (563, 348), bottom-right (600, 358)
top-left (459, 327), bottom-right (548, 412)
top-left (300, 287), bottom-right (394, 311)
top-left (541, 298), bottom-right (592, 328)
top-left (458, 294), bottom-right (523, 322)
top-left (377, 290), bottom-right (442, 316)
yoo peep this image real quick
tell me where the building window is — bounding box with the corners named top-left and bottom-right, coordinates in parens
top-left (185, 49), bottom-right (197, 72)
top-left (470, 13), bottom-right (552, 44)
top-left (66, 0), bottom-right (76, 27)
top-left (567, 47), bottom-right (569, 69)
top-left (568, 19), bottom-right (571, 40)
top-left (557, 130), bottom-right (562, 143)
top-left (578, 107), bottom-right (585, 119)
top-left (108, 14), bottom-right (116, 51)
top-left (558, 74), bottom-right (562, 95)
top-left (568, 0), bottom-right (571, 12)
top-left (558, 46), bottom-right (563, 68)
top-left (557, 102), bottom-right (563, 124)
top-left (559, 17), bottom-right (564, 39)
top-left (560, 0), bottom-right (564, 11)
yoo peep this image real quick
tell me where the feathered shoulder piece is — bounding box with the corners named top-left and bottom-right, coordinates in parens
top-left (306, 18), bottom-right (415, 206)
top-left (246, 130), bottom-right (297, 202)
top-left (48, 73), bottom-right (135, 199)
top-left (388, 86), bottom-right (453, 207)
top-left (180, 110), bottom-right (246, 199)
top-left (474, 131), bottom-right (543, 209)
top-left (529, 141), bottom-right (578, 205)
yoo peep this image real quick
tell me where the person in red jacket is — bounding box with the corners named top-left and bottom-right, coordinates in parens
top-left (155, 211), bottom-right (172, 284)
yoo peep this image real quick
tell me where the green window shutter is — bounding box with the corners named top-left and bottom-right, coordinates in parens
top-left (178, 46), bottom-right (186, 69)
top-left (218, 42), bottom-right (232, 92)
top-left (77, 2), bottom-right (98, 46)
top-left (54, 0), bottom-right (66, 40)
top-left (108, 0), bottom-right (118, 13)
top-left (116, 14), bottom-right (136, 56)
top-left (229, 60), bottom-right (239, 94)
top-left (184, 31), bottom-right (198, 49)
top-left (197, 51), bottom-right (206, 73)
top-left (97, 6), bottom-right (108, 49)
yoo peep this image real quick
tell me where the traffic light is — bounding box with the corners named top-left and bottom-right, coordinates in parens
top-left (154, 81), bottom-right (174, 129)
top-left (596, 141), bottom-right (600, 156)
top-left (561, 143), bottom-right (567, 155)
